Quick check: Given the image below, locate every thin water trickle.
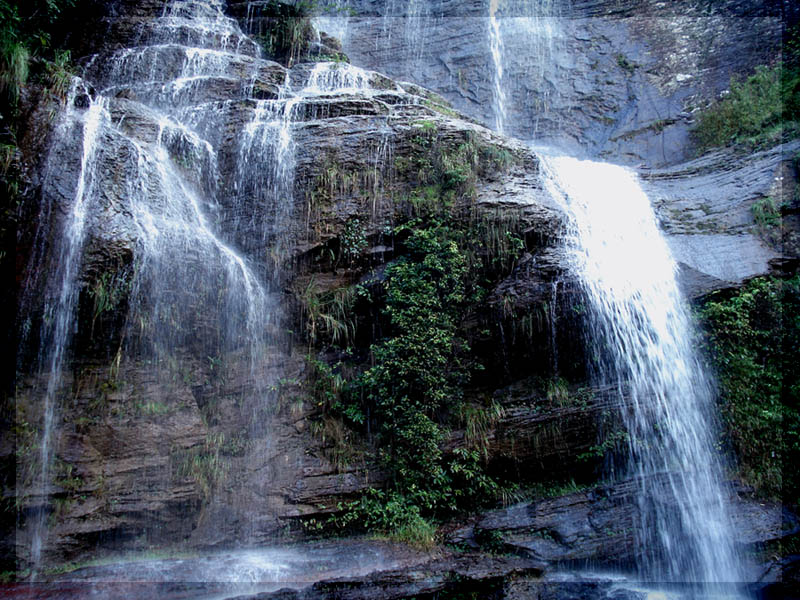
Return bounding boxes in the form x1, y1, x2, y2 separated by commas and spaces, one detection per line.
29, 87, 108, 571
539, 154, 743, 589
488, 0, 507, 135
487, 1, 562, 139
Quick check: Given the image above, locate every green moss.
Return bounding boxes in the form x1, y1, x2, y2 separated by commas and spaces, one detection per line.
424, 98, 461, 119
615, 53, 636, 74
751, 195, 785, 246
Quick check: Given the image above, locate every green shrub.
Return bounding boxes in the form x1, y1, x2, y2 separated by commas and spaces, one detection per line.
698, 276, 800, 503
692, 63, 800, 151
318, 489, 438, 548
347, 224, 468, 503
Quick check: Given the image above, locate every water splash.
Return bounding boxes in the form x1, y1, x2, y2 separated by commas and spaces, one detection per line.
539, 154, 743, 589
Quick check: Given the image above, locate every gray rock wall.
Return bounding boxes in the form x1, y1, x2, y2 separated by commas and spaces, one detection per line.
317, 0, 786, 167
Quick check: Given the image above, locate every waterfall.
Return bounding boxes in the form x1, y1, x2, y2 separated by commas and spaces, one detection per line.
480, 0, 745, 587
20, 0, 404, 567
540, 155, 743, 588
23, 0, 284, 567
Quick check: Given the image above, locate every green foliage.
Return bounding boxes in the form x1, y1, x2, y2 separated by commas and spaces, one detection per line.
457, 206, 528, 283
751, 195, 785, 246
424, 98, 460, 119
309, 415, 361, 472
474, 528, 506, 554
525, 478, 591, 500
299, 133, 532, 540
577, 430, 629, 463
698, 276, 800, 503
751, 196, 782, 228
458, 401, 504, 459
0, 0, 76, 109
314, 221, 502, 529
478, 144, 517, 175
0, 37, 29, 106
348, 224, 468, 500
339, 215, 367, 265
692, 62, 800, 151
172, 432, 234, 499
310, 489, 438, 548
296, 278, 360, 348
307, 355, 346, 411
248, 1, 313, 66
44, 48, 72, 100
397, 128, 479, 206
615, 53, 636, 74
88, 268, 130, 338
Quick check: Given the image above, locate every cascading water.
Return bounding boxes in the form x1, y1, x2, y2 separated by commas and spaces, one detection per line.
20, 0, 401, 572
21, 0, 278, 568
480, 0, 745, 589
540, 155, 743, 590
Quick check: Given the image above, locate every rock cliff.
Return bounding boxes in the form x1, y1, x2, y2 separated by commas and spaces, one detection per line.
3, 0, 798, 593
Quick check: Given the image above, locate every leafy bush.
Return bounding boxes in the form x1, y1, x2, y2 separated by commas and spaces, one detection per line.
698, 276, 800, 504
346, 223, 469, 506
313, 489, 438, 548
692, 62, 800, 151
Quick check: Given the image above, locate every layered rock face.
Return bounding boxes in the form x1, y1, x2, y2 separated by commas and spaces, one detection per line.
309, 0, 798, 294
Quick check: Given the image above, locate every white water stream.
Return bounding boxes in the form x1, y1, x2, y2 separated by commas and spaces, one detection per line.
29, 87, 108, 571
540, 155, 743, 589
21, 0, 749, 592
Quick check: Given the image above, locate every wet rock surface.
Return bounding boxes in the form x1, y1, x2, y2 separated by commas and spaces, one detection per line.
10, 0, 570, 568
643, 141, 800, 297
451, 479, 794, 572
